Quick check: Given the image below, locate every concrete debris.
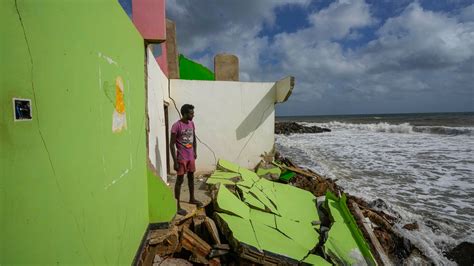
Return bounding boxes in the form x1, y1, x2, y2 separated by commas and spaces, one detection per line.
137, 155, 433, 266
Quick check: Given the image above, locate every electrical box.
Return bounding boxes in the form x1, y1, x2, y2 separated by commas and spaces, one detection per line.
13, 98, 32, 121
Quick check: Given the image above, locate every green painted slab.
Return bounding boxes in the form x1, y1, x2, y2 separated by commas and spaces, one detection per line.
241, 190, 267, 210
250, 209, 276, 228
325, 222, 366, 265
210, 170, 241, 180
216, 185, 250, 220
302, 254, 332, 266
271, 182, 319, 224
239, 168, 261, 183
236, 178, 254, 188
206, 177, 237, 186
249, 187, 279, 215
275, 216, 319, 251
252, 221, 308, 261
218, 159, 241, 173
216, 213, 260, 250
256, 167, 282, 177
325, 192, 376, 266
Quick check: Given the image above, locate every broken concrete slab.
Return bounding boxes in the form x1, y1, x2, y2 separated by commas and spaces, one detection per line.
275, 215, 319, 251
210, 159, 331, 264
325, 192, 376, 266
302, 254, 332, 266
216, 184, 250, 220
215, 212, 260, 249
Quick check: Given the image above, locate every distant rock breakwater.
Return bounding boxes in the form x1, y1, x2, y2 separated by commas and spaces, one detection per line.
275, 121, 331, 135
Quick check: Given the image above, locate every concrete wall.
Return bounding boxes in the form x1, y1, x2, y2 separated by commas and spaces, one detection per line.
214, 54, 239, 81
0, 0, 166, 263
147, 47, 168, 182
132, 0, 166, 42
169, 80, 276, 172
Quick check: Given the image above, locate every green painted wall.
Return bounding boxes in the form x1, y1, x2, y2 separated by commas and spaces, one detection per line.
179, 54, 215, 80
147, 169, 176, 223
0, 0, 153, 264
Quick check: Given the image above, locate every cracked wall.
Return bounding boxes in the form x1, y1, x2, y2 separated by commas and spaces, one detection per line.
0, 0, 150, 263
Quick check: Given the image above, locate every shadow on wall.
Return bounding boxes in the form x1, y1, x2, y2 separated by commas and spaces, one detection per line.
236, 88, 274, 140
154, 137, 163, 178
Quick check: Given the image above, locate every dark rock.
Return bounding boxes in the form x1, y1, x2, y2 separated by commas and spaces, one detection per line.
402, 222, 419, 231
445, 242, 474, 266
275, 122, 331, 135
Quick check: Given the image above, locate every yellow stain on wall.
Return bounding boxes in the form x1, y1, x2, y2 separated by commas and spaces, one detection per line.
112, 76, 127, 133
115, 76, 125, 113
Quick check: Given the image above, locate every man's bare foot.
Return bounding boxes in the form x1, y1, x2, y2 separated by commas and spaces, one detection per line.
190, 199, 203, 208
177, 208, 187, 216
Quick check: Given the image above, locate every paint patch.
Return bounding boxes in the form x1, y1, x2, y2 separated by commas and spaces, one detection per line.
112, 76, 127, 133
104, 168, 130, 190
98, 52, 118, 65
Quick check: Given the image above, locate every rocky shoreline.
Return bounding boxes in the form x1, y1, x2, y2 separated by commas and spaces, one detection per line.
275, 121, 331, 135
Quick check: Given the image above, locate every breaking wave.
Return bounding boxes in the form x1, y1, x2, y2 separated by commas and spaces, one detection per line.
308, 121, 474, 136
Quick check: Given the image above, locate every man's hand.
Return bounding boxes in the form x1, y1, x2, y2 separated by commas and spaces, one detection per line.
173, 161, 179, 171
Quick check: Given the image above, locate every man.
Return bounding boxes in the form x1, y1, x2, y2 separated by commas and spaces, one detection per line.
170, 104, 202, 215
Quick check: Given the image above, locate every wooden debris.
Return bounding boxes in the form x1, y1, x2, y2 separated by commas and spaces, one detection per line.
193, 208, 207, 235
362, 209, 394, 232
181, 227, 212, 262
205, 217, 221, 245
351, 201, 392, 266
213, 244, 230, 250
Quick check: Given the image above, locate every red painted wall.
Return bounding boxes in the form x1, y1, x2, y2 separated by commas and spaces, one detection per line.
132, 0, 166, 42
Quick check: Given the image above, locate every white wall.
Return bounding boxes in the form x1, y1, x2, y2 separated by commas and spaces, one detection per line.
147, 48, 168, 182
169, 79, 276, 172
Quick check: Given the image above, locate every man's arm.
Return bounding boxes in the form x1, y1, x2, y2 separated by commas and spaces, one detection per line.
170, 133, 179, 170
193, 132, 197, 159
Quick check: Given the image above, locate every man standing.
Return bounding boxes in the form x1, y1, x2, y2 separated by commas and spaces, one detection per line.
170, 104, 202, 215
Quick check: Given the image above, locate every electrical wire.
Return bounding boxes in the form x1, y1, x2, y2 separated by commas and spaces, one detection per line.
168, 96, 218, 166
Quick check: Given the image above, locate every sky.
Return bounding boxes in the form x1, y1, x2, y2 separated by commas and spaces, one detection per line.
166, 0, 474, 116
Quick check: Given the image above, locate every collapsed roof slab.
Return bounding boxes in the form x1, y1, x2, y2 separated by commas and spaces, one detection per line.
210, 160, 329, 264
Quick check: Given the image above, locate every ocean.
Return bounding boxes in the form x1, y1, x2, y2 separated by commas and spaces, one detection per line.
275, 112, 474, 265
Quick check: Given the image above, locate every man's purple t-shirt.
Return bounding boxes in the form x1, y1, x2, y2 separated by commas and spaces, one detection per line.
171, 120, 195, 161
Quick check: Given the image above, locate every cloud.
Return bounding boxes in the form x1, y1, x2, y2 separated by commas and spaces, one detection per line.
167, 0, 474, 115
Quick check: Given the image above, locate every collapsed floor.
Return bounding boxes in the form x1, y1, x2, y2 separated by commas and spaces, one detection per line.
136, 156, 430, 265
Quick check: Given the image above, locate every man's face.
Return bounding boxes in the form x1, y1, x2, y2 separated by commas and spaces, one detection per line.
185, 109, 194, 121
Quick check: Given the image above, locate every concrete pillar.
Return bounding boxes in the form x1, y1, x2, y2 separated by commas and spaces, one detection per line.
214, 54, 239, 81
166, 19, 180, 79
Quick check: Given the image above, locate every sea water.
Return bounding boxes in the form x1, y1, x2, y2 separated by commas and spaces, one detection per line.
276, 112, 474, 265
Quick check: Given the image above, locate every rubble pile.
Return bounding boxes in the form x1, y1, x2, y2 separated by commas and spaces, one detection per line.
137, 155, 435, 265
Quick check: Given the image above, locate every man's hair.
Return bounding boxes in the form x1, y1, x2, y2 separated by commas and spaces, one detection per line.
180, 104, 194, 116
